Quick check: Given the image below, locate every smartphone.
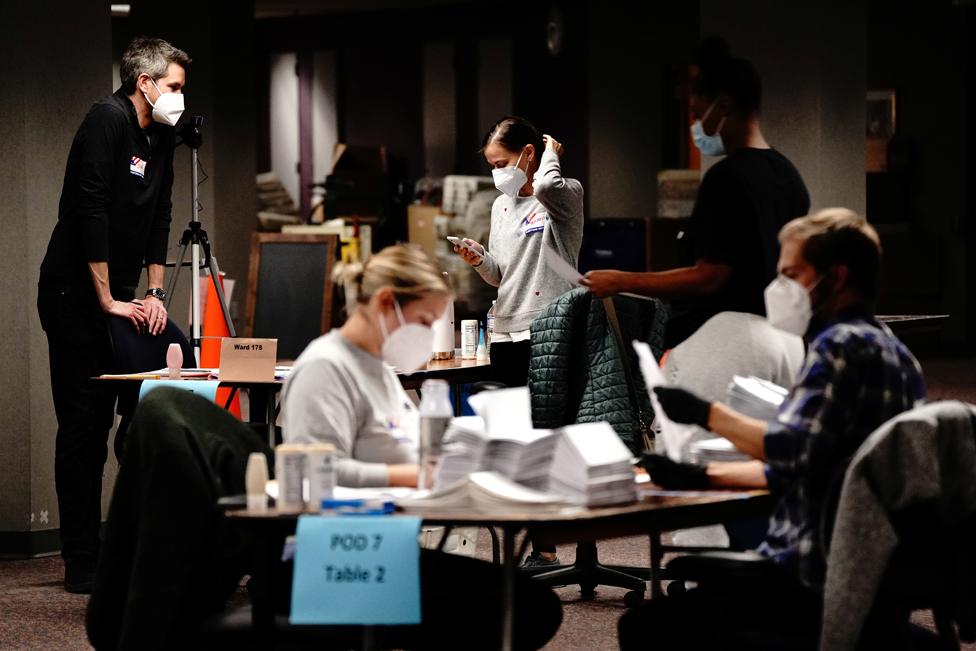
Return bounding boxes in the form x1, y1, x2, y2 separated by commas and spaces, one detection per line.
447, 236, 483, 258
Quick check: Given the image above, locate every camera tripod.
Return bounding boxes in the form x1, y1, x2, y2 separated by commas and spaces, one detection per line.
163, 116, 235, 365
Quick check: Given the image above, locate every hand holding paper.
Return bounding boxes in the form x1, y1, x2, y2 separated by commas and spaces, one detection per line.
542, 242, 652, 301
632, 341, 699, 461
653, 386, 712, 428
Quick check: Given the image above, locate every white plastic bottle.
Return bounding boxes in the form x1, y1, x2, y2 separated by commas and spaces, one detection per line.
431, 273, 455, 360
486, 300, 496, 359
245, 452, 269, 512
417, 379, 453, 490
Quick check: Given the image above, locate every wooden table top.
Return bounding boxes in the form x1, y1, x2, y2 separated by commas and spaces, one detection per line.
226, 489, 772, 539
397, 354, 492, 389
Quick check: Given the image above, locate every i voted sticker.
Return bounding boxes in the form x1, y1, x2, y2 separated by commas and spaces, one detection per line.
521, 211, 547, 236
129, 156, 147, 178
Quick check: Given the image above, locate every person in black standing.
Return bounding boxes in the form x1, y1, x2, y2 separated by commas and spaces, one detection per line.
582, 38, 810, 348
37, 37, 190, 593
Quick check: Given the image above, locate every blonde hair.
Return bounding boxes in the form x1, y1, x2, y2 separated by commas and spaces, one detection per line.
778, 208, 882, 300
334, 244, 451, 305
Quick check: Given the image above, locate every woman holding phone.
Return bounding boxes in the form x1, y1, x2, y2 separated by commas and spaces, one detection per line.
453, 115, 584, 389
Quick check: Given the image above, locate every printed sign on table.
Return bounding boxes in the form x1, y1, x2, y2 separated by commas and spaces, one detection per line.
290, 515, 422, 625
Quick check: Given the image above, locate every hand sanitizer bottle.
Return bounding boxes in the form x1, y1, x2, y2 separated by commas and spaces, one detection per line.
166, 343, 183, 380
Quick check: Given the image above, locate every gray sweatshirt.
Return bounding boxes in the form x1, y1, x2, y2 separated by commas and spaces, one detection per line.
475, 148, 584, 333
281, 330, 418, 487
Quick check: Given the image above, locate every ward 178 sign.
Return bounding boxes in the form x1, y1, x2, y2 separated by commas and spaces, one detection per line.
290, 516, 422, 625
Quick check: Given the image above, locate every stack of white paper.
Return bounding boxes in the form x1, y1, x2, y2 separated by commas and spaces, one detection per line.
481, 429, 561, 490
432, 386, 639, 508
434, 416, 561, 491
687, 437, 750, 464
547, 422, 638, 507
434, 416, 489, 489
399, 471, 574, 515
727, 375, 788, 421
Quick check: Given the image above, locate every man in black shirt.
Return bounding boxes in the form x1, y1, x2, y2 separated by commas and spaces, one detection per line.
583, 38, 809, 347
37, 37, 190, 593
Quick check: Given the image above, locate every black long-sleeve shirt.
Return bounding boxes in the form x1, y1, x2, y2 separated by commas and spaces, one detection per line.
40, 89, 175, 297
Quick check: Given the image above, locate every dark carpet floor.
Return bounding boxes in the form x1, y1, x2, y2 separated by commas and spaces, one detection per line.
2, 355, 974, 650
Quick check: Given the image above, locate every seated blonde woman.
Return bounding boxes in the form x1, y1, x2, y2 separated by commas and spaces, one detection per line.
282, 244, 448, 487
282, 244, 562, 649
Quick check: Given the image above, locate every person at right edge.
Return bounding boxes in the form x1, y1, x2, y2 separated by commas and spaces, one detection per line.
618, 208, 926, 648
582, 37, 810, 349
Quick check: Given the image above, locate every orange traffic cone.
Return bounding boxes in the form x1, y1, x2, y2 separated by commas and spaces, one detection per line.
200, 273, 241, 418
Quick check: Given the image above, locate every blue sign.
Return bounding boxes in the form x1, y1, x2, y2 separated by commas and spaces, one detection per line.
138, 379, 220, 403
290, 515, 422, 625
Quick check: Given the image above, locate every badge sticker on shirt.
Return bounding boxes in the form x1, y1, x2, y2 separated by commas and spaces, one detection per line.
129, 156, 147, 179
520, 211, 548, 236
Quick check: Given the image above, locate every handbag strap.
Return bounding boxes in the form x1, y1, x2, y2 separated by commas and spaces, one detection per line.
602, 297, 655, 451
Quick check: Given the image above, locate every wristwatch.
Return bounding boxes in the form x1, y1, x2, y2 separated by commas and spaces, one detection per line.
145, 287, 167, 301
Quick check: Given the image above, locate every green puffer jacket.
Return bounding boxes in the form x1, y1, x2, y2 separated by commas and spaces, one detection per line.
528, 288, 668, 454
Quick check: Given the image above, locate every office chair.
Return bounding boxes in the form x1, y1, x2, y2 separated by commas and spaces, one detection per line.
661, 401, 976, 650
526, 290, 667, 606
107, 315, 195, 461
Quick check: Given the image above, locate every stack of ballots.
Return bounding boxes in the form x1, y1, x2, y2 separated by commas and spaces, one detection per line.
434, 417, 559, 492
431, 387, 637, 508
689, 376, 790, 465
727, 375, 789, 420
547, 423, 638, 507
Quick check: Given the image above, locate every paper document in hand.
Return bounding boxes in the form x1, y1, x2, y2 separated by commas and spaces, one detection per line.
543, 242, 654, 301
632, 341, 698, 462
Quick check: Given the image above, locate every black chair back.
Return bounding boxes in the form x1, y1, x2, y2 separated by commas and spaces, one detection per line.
107, 316, 195, 373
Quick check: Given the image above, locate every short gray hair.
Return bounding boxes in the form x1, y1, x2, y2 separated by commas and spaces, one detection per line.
120, 37, 191, 94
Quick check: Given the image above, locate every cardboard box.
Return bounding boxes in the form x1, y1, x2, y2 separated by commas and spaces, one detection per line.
408, 204, 441, 257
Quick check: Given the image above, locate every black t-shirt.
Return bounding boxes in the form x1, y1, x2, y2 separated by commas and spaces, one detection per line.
40, 89, 175, 298
667, 148, 810, 347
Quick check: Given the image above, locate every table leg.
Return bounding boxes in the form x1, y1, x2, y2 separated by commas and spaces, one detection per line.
251, 529, 276, 644
452, 383, 463, 416
266, 387, 276, 449
361, 625, 377, 651
501, 526, 517, 651
649, 530, 663, 598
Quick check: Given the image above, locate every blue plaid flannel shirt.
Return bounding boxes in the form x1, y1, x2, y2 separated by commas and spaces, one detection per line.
756, 311, 926, 589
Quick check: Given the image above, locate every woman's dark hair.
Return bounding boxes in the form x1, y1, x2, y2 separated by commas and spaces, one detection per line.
481, 115, 545, 159
692, 36, 762, 116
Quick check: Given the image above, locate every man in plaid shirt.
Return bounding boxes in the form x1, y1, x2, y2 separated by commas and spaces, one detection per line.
620, 208, 926, 649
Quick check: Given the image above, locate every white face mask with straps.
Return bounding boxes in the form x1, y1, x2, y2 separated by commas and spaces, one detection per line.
376, 300, 434, 373
143, 76, 184, 127
764, 274, 824, 336
492, 148, 528, 198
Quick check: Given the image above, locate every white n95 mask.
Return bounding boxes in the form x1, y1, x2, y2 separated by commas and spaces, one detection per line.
492, 148, 528, 198
377, 300, 434, 373
764, 275, 821, 336
690, 100, 726, 157
144, 78, 185, 127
